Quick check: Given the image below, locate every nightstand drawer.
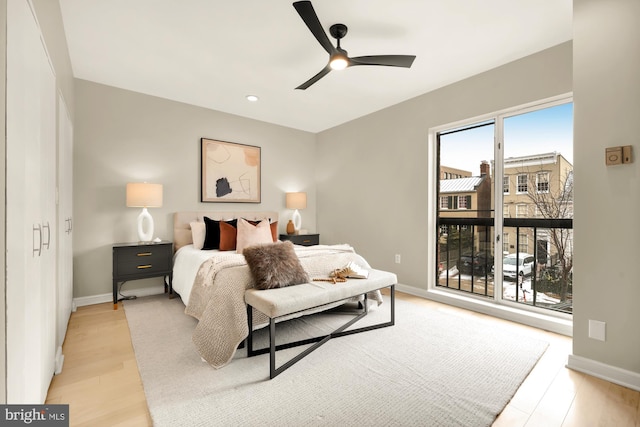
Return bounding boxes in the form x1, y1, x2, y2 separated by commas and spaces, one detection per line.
115, 246, 171, 275
113, 243, 173, 277
279, 234, 320, 246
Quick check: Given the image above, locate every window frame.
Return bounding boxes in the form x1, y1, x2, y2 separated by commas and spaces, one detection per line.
536, 172, 550, 193
428, 93, 574, 333
516, 174, 528, 194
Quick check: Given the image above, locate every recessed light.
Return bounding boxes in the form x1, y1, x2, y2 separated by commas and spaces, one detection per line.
246, 95, 259, 102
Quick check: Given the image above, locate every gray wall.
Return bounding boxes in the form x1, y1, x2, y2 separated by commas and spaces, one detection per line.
73, 80, 317, 298
572, 0, 640, 375
316, 42, 573, 284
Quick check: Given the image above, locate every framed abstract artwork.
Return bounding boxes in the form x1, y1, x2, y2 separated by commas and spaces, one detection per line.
201, 138, 261, 203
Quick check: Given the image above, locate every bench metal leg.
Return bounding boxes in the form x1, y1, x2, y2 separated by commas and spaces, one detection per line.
247, 285, 395, 379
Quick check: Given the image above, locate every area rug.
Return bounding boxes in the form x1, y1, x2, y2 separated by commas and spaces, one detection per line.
124, 294, 547, 427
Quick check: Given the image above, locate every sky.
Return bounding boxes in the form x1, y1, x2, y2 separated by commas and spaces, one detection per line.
440, 102, 573, 175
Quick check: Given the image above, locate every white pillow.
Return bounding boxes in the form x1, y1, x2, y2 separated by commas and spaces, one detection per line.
190, 221, 206, 250
236, 218, 273, 254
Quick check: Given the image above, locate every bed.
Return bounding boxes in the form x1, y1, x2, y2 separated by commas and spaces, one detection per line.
171, 211, 384, 368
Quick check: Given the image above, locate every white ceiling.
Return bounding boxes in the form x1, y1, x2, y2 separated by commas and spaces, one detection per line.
58, 0, 572, 133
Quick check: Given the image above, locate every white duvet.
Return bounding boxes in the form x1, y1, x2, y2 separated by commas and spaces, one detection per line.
172, 245, 243, 305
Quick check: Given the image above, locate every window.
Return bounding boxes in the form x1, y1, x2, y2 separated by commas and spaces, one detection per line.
439, 196, 449, 210
537, 172, 549, 193
435, 97, 574, 318
517, 174, 528, 193
516, 204, 528, 218
458, 195, 469, 209
518, 233, 529, 254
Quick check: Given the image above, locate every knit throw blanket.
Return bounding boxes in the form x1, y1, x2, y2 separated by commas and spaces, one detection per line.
184, 244, 382, 368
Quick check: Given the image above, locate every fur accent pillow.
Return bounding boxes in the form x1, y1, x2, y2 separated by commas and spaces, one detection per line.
243, 241, 309, 290
236, 218, 273, 254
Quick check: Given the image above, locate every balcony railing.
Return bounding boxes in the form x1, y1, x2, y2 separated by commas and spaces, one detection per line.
437, 217, 573, 314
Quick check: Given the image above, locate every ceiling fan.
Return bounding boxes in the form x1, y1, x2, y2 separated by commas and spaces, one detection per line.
292, 1, 416, 90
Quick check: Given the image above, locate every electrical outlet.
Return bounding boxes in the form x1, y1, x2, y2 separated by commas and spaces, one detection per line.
394, 254, 401, 264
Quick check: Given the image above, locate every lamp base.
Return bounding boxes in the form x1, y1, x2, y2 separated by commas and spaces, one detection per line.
292, 209, 302, 233
137, 207, 154, 242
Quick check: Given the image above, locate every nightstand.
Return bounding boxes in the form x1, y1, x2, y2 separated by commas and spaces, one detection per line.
112, 241, 173, 309
279, 233, 319, 246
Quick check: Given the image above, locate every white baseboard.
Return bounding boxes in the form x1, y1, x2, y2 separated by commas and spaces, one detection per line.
73, 287, 166, 308
567, 354, 640, 392
395, 284, 573, 337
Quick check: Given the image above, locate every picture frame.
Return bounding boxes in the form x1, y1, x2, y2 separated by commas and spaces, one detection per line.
201, 138, 261, 203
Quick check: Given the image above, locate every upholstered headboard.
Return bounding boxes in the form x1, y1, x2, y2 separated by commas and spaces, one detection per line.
173, 211, 279, 252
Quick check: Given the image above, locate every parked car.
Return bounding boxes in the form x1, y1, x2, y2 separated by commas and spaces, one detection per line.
457, 251, 494, 275
502, 253, 535, 280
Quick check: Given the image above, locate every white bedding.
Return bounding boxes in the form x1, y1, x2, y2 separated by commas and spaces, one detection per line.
172, 245, 244, 305
172, 243, 367, 306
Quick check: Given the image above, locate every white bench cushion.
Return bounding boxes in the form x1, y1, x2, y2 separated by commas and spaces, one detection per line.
245, 269, 397, 318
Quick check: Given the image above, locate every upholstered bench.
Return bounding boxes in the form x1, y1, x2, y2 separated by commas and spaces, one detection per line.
245, 269, 397, 379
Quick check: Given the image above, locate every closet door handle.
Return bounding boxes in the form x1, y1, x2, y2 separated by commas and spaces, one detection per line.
43, 222, 51, 250
33, 224, 42, 257
69, 218, 73, 233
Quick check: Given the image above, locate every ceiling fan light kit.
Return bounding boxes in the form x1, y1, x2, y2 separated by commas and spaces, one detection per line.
330, 51, 349, 70
292, 1, 416, 90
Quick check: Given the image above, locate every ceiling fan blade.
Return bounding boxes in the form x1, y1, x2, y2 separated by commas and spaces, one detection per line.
349, 55, 416, 68
295, 65, 332, 90
293, 1, 336, 55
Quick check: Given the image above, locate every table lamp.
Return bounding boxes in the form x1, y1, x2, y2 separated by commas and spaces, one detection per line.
126, 182, 163, 242
286, 192, 307, 235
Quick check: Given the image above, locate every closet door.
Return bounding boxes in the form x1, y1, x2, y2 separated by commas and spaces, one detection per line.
6, 0, 57, 403
56, 95, 74, 367
39, 44, 57, 399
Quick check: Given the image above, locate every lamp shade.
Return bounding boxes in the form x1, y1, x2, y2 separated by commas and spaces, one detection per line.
126, 183, 163, 208
286, 192, 307, 210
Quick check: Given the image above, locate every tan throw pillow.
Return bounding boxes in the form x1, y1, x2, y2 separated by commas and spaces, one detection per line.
190, 221, 206, 250
236, 218, 274, 254
246, 219, 279, 242
243, 241, 309, 290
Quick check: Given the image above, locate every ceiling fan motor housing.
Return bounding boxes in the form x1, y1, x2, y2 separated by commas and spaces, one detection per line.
329, 23, 348, 40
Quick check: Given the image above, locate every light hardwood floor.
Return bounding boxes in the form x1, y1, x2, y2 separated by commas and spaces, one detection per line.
46, 292, 639, 427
